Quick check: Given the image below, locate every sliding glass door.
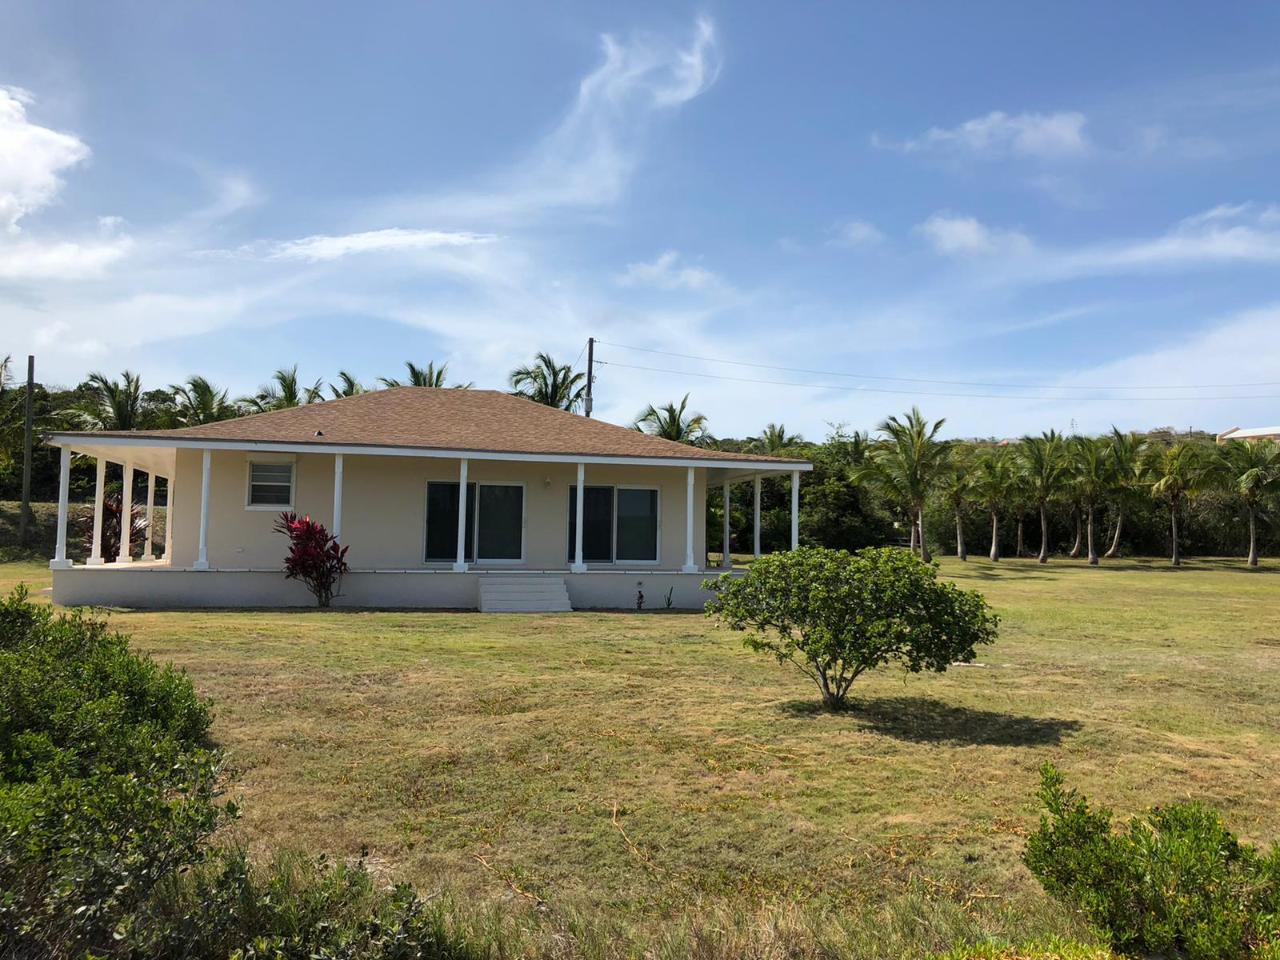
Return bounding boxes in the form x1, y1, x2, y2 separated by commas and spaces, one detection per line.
567, 485, 659, 564
567, 485, 614, 562
476, 484, 524, 560
427, 481, 524, 563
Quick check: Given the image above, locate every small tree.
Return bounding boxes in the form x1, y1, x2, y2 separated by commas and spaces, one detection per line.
75, 494, 148, 561
273, 512, 349, 607
704, 546, 998, 710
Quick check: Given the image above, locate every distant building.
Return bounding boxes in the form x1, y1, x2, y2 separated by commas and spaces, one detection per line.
1217, 426, 1280, 444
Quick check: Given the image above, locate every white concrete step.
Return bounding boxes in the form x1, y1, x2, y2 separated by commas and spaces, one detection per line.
477, 575, 572, 613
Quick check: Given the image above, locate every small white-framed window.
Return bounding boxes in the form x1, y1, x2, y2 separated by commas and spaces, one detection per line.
246, 461, 295, 509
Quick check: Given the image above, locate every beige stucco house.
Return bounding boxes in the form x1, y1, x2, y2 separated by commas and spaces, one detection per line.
46, 388, 811, 610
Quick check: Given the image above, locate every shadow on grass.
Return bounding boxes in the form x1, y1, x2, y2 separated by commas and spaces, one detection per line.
781, 695, 1082, 746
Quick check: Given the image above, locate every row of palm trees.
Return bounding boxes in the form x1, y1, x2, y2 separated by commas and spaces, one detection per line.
62, 354, 727, 445
859, 408, 1280, 567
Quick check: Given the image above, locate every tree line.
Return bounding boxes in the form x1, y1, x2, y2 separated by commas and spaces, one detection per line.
2, 354, 1276, 565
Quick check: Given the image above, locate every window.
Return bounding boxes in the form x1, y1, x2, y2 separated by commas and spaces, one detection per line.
476, 484, 524, 560
567, 485, 659, 563
247, 461, 294, 508
616, 488, 659, 562
426, 481, 525, 563
567, 486, 614, 563
426, 482, 476, 562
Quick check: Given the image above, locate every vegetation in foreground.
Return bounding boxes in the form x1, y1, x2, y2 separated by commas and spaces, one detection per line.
1026, 764, 1280, 959
7, 566, 1280, 957
4, 556, 1279, 956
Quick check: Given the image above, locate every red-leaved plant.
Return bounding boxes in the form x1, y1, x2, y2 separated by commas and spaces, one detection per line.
273, 512, 349, 607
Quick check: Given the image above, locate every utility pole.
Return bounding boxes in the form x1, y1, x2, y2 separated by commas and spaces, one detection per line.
584, 337, 595, 417
18, 355, 34, 545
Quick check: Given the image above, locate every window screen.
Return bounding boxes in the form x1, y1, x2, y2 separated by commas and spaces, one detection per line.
615, 488, 658, 561
426, 482, 476, 561
248, 462, 293, 506
477, 485, 523, 560
567, 486, 614, 562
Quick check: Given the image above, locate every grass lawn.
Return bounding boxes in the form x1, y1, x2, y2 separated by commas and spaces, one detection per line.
7, 557, 1280, 954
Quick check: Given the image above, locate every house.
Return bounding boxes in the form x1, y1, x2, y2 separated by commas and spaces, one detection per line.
46, 388, 812, 610
1216, 426, 1280, 444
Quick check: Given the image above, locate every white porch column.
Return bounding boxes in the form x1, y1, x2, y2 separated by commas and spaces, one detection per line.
752, 476, 762, 558
87, 458, 106, 565
332, 453, 344, 540
681, 466, 697, 573
721, 480, 732, 569
790, 470, 801, 550
453, 458, 469, 572
51, 447, 72, 569
570, 462, 586, 573
193, 449, 211, 570
162, 478, 174, 561
116, 463, 134, 563
144, 474, 156, 559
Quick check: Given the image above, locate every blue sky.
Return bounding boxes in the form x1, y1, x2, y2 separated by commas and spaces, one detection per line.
4, 2, 1280, 439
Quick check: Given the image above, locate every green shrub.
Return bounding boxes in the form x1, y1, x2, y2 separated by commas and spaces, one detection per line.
0, 587, 226, 957
0, 588, 478, 959
1024, 763, 1280, 959
704, 546, 998, 709
132, 847, 477, 960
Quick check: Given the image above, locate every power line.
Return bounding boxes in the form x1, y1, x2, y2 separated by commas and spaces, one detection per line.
593, 339, 1280, 393
596, 359, 1280, 403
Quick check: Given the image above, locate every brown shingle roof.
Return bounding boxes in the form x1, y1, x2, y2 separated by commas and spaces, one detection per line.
57, 389, 808, 465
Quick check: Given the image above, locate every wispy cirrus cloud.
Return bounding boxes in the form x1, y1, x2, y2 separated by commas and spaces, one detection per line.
379, 17, 720, 225
614, 250, 722, 291
1039, 203, 1280, 278
829, 219, 885, 247
917, 213, 1034, 257
915, 203, 1280, 275
874, 110, 1091, 160
265, 228, 498, 262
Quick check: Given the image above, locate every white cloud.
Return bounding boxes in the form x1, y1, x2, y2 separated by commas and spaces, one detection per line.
0, 236, 133, 280
0, 86, 90, 232
615, 250, 721, 290
876, 110, 1091, 159
1056, 203, 1280, 274
381, 18, 719, 224
265, 228, 498, 262
917, 213, 1034, 257
829, 219, 884, 247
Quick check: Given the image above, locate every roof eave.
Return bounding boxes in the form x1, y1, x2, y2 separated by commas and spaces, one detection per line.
44, 432, 812, 472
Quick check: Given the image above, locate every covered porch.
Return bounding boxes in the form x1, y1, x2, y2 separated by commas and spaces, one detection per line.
46, 437, 808, 610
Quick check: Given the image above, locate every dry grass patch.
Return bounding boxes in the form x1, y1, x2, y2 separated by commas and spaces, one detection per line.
7, 556, 1280, 953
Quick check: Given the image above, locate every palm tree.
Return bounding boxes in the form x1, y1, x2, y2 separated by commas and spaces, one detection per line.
1071, 435, 1114, 565
239, 365, 324, 413
1019, 430, 1071, 564
171, 376, 236, 426
1144, 440, 1218, 566
379, 360, 472, 389
971, 447, 1014, 561
633, 394, 709, 444
1219, 438, 1280, 567
329, 371, 366, 399
936, 445, 971, 561
754, 423, 804, 455
857, 407, 947, 562
1104, 429, 1144, 558
509, 352, 586, 411
72, 370, 144, 430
